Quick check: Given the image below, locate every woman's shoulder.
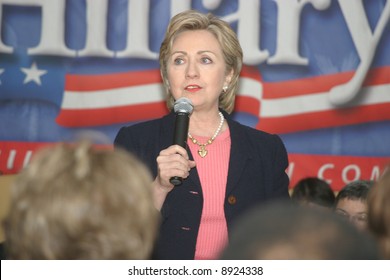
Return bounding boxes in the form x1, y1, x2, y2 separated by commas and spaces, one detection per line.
118, 113, 173, 133
228, 117, 277, 139
114, 114, 174, 149
227, 117, 286, 153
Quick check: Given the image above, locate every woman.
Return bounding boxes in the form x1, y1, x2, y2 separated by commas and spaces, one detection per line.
114, 10, 290, 260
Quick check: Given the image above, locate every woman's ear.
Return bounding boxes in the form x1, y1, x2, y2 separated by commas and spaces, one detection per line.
225, 68, 234, 85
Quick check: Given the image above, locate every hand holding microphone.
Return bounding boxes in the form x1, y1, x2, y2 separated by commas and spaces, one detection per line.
169, 97, 194, 185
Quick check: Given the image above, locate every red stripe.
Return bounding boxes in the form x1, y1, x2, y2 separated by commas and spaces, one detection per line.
240, 65, 262, 81
257, 103, 390, 134
65, 65, 261, 92
58, 96, 261, 128
64, 66, 389, 96
234, 66, 262, 116
56, 102, 169, 127
2, 142, 389, 189
65, 69, 162, 91
235, 96, 260, 115
288, 154, 390, 191
60, 65, 389, 130
0, 142, 47, 175
0, 141, 113, 175
263, 66, 390, 99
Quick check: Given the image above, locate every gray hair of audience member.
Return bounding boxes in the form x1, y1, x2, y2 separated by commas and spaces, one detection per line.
367, 167, 390, 259
4, 141, 159, 259
220, 201, 379, 260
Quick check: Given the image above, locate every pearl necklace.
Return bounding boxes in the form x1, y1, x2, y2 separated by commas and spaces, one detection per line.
188, 111, 224, 158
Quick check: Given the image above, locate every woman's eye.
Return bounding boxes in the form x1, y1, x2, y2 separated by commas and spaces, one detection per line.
173, 58, 184, 65
201, 57, 212, 64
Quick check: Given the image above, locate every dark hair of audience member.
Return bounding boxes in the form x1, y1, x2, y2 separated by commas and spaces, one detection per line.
291, 177, 335, 209
334, 180, 373, 205
333, 180, 374, 231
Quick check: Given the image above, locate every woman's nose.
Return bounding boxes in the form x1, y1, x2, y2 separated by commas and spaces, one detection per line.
186, 60, 199, 78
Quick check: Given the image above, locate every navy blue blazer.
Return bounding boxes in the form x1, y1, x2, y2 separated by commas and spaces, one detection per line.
114, 110, 290, 259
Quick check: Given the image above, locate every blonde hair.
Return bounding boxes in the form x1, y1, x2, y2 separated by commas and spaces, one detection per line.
368, 166, 390, 259
159, 10, 243, 113
4, 141, 158, 259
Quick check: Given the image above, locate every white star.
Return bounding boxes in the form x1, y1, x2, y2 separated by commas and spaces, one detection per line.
0, 68, 4, 85
21, 62, 47, 86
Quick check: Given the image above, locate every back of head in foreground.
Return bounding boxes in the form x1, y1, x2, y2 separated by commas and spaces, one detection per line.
4, 141, 158, 259
367, 167, 390, 259
220, 201, 379, 260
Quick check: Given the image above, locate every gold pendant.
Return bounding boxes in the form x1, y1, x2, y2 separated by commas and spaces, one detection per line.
198, 145, 208, 158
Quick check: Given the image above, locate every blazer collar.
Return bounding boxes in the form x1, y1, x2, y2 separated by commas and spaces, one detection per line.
224, 111, 253, 195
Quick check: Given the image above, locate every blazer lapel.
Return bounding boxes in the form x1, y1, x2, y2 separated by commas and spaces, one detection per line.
225, 115, 252, 195
185, 136, 203, 191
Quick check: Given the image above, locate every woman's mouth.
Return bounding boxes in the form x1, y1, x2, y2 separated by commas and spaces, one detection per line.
185, 85, 202, 92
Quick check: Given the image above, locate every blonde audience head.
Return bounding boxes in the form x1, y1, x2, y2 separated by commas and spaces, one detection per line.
4, 141, 158, 259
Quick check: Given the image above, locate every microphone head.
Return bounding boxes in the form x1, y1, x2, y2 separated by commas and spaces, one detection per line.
174, 97, 193, 114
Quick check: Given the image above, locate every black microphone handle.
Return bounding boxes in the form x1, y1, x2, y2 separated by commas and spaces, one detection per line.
170, 112, 190, 185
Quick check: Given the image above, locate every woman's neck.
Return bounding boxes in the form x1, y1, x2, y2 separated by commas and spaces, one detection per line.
188, 110, 226, 137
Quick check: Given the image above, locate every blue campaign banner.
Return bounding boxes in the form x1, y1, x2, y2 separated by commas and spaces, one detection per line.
0, 0, 389, 190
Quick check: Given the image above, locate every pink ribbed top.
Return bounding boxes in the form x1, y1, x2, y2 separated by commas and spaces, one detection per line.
188, 128, 231, 260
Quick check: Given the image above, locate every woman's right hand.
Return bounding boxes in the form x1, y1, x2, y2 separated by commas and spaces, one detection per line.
152, 145, 196, 210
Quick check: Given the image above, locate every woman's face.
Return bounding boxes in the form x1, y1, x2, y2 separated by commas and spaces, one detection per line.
334, 198, 368, 231
167, 30, 232, 111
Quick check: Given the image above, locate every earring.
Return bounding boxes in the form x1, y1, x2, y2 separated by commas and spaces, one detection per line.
222, 85, 228, 93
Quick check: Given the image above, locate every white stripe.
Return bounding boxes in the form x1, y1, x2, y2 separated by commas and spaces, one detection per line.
7, 150, 16, 170
61, 76, 389, 117
237, 77, 263, 100
61, 83, 165, 109
62, 77, 261, 110
260, 84, 390, 117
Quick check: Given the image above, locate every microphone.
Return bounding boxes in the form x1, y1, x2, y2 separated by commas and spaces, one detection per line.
170, 97, 193, 186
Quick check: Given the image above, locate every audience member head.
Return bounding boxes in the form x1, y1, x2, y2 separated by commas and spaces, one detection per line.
334, 180, 373, 231
159, 9, 243, 113
291, 177, 335, 209
4, 141, 158, 259
367, 167, 390, 259
220, 201, 379, 260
